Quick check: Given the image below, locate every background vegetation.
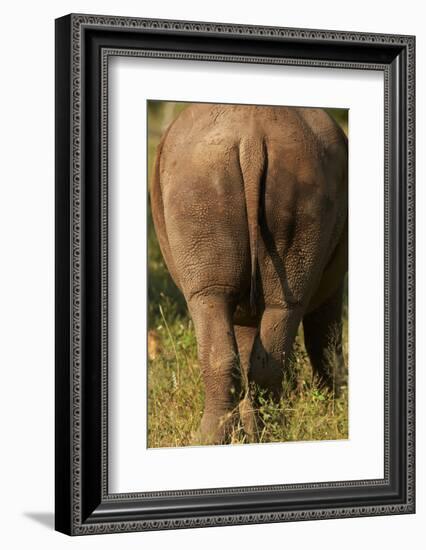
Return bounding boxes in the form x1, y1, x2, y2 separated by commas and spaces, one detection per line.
147, 101, 348, 448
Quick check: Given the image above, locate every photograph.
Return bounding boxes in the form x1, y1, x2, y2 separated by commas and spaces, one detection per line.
53, 11, 415, 536
147, 101, 349, 448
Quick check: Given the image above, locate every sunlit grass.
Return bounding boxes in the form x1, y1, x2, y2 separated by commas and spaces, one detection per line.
147, 302, 348, 448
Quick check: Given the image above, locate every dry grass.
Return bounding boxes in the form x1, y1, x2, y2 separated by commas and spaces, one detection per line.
147, 301, 348, 448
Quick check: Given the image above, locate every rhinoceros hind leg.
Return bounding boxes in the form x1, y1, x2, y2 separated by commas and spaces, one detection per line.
234, 325, 259, 442
244, 305, 304, 439
303, 282, 346, 397
189, 294, 241, 445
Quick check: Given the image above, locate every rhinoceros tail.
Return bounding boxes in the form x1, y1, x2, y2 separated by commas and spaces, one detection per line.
239, 136, 267, 313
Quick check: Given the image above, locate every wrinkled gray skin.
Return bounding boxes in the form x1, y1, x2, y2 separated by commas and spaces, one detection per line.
150, 104, 348, 445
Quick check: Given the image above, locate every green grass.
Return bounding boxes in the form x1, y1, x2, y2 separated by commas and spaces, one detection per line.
147, 100, 348, 448
147, 298, 348, 448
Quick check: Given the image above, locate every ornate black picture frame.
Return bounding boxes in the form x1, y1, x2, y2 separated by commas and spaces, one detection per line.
55, 13, 415, 535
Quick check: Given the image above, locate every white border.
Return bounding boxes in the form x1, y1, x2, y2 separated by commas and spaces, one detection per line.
108, 57, 384, 494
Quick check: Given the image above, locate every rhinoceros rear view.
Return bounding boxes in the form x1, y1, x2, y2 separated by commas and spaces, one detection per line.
150, 103, 348, 445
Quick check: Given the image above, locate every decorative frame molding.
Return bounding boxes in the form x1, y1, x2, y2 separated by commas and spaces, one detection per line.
55, 13, 415, 535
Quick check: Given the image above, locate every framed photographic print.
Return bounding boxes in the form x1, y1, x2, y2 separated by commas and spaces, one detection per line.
55, 14, 415, 535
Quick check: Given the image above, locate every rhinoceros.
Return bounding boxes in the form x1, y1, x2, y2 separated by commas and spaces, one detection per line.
150, 103, 348, 444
